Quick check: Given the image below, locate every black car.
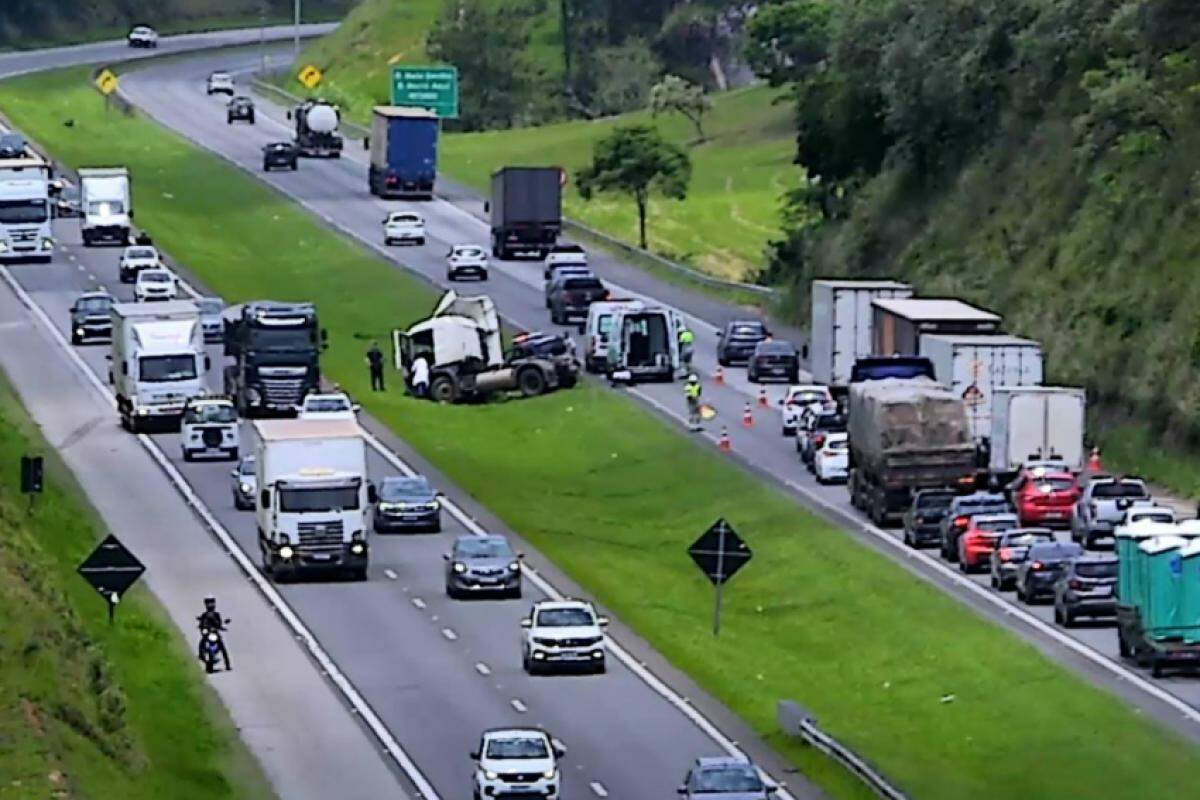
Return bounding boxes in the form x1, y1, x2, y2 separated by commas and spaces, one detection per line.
1016, 541, 1083, 604
989, 528, 1054, 590
228, 96, 256, 124
373, 475, 441, 533
547, 275, 607, 326
798, 409, 845, 468
939, 492, 1011, 562
508, 331, 579, 389
747, 340, 799, 383
1054, 554, 1118, 625
69, 291, 114, 344
262, 142, 298, 171
716, 320, 769, 367
902, 489, 956, 548
53, 185, 81, 218
444, 534, 523, 599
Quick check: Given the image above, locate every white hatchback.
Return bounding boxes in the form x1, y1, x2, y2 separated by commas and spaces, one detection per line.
814, 431, 849, 484
134, 268, 177, 302
383, 211, 425, 246
119, 244, 161, 283
471, 728, 564, 800
446, 244, 489, 281
781, 384, 833, 436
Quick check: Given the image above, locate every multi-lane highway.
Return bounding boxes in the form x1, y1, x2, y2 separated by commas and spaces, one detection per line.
105, 45, 1200, 738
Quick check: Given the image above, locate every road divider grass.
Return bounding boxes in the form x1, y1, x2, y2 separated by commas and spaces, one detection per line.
5, 65, 1200, 800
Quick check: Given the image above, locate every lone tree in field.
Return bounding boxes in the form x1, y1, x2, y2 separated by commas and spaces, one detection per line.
577, 125, 692, 250
649, 74, 712, 143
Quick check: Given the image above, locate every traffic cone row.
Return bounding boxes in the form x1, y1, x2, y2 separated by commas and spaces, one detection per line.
757, 386, 768, 408
742, 402, 754, 428
718, 426, 732, 452
714, 366, 725, 386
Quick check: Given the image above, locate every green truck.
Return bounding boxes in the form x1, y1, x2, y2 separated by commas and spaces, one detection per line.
1116, 522, 1200, 677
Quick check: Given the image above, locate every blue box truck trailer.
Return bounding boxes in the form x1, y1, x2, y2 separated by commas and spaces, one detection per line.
368, 106, 438, 200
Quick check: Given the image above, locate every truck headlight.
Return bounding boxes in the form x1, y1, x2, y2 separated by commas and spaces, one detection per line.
453, 562, 466, 574
278, 545, 294, 559
136, 407, 150, 415
41, 238, 54, 251
75, 327, 85, 338
247, 387, 261, 404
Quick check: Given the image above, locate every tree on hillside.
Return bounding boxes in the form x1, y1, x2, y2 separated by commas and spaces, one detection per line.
577, 125, 691, 250
649, 74, 711, 142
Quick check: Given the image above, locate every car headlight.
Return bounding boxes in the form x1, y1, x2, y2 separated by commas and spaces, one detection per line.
279, 545, 294, 559
247, 387, 261, 404
508, 561, 520, 572
453, 562, 466, 574
378, 502, 398, 512
239, 482, 251, 493
136, 407, 150, 415
543, 769, 556, 779
75, 327, 84, 338
484, 771, 498, 780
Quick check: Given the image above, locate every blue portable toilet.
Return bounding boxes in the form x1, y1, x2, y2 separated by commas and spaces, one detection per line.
1138, 536, 1186, 639
1178, 538, 1200, 644
1118, 522, 1176, 607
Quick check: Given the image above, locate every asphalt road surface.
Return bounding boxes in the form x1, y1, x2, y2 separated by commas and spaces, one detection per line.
104, 45, 1200, 739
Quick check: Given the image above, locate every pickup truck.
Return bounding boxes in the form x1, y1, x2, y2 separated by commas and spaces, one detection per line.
1071, 476, 1150, 549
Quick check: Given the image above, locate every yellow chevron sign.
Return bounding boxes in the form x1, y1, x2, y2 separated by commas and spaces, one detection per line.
95, 69, 119, 96
297, 64, 323, 90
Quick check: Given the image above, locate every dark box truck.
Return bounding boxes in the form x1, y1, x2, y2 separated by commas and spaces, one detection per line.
871, 298, 1002, 357
488, 167, 561, 259
368, 106, 438, 200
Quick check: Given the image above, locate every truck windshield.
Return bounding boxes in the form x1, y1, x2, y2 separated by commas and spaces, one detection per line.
0, 199, 48, 223
1093, 482, 1147, 498
247, 327, 315, 350
184, 404, 236, 424
87, 200, 124, 215
139, 355, 197, 382
279, 485, 360, 512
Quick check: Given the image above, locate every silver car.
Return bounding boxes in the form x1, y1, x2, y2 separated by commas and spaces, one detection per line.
196, 297, 225, 343
230, 455, 257, 510
444, 534, 522, 599
678, 756, 778, 799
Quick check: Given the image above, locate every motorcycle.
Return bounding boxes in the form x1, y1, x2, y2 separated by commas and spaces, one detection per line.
199, 620, 230, 673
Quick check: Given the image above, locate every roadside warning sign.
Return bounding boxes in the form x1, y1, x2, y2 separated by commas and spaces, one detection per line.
297, 64, 323, 90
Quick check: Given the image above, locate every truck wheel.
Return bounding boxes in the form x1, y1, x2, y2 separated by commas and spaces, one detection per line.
1152, 658, 1165, 678
1118, 629, 1131, 658
517, 367, 547, 398
430, 376, 457, 404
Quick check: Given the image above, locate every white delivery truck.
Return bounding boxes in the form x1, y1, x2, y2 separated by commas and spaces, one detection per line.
990, 386, 1086, 479
110, 301, 207, 432
253, 419, 373, 581
0, 152, 53, 262
919, 334, 1044, 444
809, 279, 913, 387
79, 167, 131, 246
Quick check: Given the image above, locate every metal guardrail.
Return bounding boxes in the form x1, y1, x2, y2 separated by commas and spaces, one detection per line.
250, 78, 778, 299
778, 700, 909, 800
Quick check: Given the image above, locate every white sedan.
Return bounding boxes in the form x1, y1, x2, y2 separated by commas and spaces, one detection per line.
298, 392, 358, 420
119, 244, 161, 283
814, 432, 849, 484
128, 25, 159, 48
781, 384, 833, 436
134, 268, 178, 302
383, 211, 425, 246
446, 244, 489, 281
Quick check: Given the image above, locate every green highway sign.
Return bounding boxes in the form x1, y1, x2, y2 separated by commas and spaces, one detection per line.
391, 66, 459, 119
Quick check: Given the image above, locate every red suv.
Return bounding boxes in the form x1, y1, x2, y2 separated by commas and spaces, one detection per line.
1011, 469, 1080, 528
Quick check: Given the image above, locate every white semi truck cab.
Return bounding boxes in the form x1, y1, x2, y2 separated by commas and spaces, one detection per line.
253, 419, 373, 581
79, 167, 132, 246
109, 301, 208, 432
0, 154, 53, 263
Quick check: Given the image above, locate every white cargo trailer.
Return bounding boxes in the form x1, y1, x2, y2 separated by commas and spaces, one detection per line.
990, 386, 1086, 476
79, 167, 131, 246
919, 334, 1043, 443
809, 279, 913, 387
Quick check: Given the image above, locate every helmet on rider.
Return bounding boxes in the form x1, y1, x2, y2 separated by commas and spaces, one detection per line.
203, 595, 217, 611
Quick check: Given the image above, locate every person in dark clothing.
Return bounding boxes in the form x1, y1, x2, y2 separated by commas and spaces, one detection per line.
197, 594, 231, 670
366, 342, 385, 391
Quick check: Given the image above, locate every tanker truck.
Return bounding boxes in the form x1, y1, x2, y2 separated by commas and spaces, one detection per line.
847, 377, 977, 526
289, 100, 343, 158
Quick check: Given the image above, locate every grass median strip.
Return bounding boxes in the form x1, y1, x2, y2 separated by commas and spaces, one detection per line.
5, 66, 1200, 800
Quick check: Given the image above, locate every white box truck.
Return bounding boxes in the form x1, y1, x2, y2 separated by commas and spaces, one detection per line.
810, 279, 913, 387
253, 419, 372, 581
919, 334, 1044, 444
0, 153, 53, 262
109, 301, 207, 432
990, 386, 1086, 478
79, 167, 131, 246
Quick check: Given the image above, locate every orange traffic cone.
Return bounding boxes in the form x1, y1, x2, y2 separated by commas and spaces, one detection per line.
757, 386, 768, 408
714, 366, 725, 386
718, 427, 732, 452
1088, 447, 1103, 473
742, 402, 754, 428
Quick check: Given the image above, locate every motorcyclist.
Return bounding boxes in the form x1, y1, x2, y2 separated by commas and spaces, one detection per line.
196, 595, 232, 670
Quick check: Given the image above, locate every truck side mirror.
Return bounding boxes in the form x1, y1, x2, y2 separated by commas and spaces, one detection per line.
260, 489, 270, 509
204, 355, 211, 371
367, 484, 378, 504
483, 202, 489, 213
363, 137, 370, 150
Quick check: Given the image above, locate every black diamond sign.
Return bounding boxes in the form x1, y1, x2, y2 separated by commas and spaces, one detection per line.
78, 534, 146, 601
688, 518, 752, 586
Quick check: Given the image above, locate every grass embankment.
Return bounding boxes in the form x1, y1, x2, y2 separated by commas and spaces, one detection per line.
0, 375, 269, 796
7, 65, 1200, 799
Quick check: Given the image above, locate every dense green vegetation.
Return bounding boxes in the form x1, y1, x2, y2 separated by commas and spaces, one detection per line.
0, 0, 353, 49
8, 64, 1200, 800
0, 376, 269, 797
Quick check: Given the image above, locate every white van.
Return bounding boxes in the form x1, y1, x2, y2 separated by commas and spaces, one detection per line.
583, 299, 642, 373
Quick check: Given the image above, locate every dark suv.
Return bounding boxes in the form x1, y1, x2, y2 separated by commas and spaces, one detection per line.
262, 141, 298, 171
1016, 541, 1083, 604
716, 320, 769, 366
902, 489, 956, 548
747, 340, 800, 383
227, 96, 256, 124
939, 492, 1011, 562
547, 275, 607, 326
1054, 555, 1117, 625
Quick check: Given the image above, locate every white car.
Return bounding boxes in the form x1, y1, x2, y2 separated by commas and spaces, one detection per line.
134, 268, 177, 302
298, 392, 358, 419
206, 71, 235, 96
471, 728, 564, 800
542, 245, 587, 280
382, 211, 425, 246
119, 244, 161, 283
521, 599, 608, 674
181, 397, 239, 461
446, 244, 489, 281
127, 25, 159, 48
814, 431, 849, 484
781, 384, 833, 436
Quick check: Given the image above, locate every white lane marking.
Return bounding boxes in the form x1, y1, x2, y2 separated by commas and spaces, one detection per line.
441, 627, 458, 642
475, 662, 491, 676
412, 597, 426, 610
510, 698, 527, 713
0, 265, 444, 800
384, 568, 398, 580
590, 781, 609, 798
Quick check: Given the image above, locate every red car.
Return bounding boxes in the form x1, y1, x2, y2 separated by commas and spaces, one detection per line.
1011, 469, 1081, 528
958, 513, 1020, 573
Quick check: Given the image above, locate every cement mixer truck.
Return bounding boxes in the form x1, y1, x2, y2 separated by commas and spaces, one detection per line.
290, 100, 343, 158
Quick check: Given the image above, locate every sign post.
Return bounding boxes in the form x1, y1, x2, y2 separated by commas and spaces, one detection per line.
688, 518, 753, 637
77, 534, 146, 625
390, 66, 460, 119
20, 454, 43, 512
